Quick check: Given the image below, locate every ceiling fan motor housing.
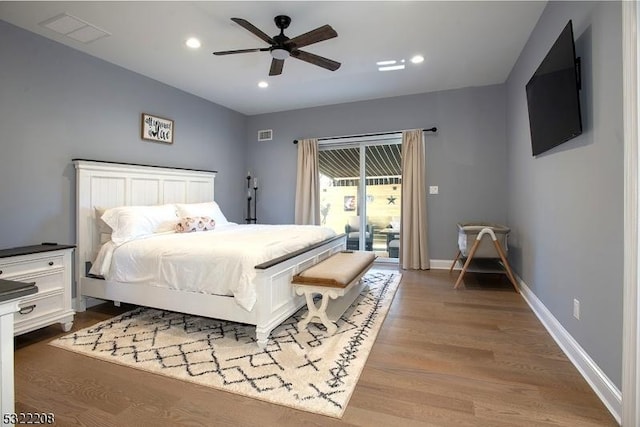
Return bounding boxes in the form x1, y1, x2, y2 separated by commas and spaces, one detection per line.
274, 15, 291, 30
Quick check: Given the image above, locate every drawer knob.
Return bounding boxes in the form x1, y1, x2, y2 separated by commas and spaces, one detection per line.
18, 304, 36, 315
48, 261, 54, 266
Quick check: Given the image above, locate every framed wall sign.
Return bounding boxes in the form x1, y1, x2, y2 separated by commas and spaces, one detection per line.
141, 113, 174, 144
344, 195, 356, 211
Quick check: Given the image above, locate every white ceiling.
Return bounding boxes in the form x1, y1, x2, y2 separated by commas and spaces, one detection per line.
0, 1, 546, 116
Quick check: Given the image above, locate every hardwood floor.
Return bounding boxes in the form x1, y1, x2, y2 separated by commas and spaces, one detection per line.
13, 269, 617, 426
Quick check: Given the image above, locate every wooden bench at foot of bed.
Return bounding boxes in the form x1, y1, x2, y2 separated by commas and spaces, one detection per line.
292, 251, 376, 335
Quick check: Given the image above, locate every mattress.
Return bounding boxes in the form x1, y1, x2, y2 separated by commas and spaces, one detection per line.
90, 223, 337, 311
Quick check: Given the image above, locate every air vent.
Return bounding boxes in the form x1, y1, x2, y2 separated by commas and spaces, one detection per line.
258, 129, 273, 141
39, 13, 111, 44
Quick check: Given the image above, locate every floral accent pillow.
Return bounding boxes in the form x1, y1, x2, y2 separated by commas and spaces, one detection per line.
175, 216, 216, 233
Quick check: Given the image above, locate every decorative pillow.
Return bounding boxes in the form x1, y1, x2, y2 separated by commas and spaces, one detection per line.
94, 207, 112, 234
101, 204, 177, 245
175, 216, 216, 233
175, 202, 230, 225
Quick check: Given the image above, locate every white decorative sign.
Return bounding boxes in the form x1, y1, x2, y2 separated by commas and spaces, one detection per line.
141, 113, 174, 144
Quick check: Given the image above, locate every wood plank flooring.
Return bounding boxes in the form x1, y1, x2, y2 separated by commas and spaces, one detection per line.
13, 269, 618, 426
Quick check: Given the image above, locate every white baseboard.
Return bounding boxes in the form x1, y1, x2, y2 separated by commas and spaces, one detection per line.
515, 275, 622, 424
429, 259, 459, 270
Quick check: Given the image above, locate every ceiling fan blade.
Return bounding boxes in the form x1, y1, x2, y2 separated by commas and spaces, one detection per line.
291, 50, 341, 71
285, 25, 337, 49
213, 47, 270, 56
269, 58, 284, 76
231, 18, 274, 44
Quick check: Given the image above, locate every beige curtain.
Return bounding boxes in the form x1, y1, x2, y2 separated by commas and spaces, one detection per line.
294, 138, 321, 225
400, 129, 430, 269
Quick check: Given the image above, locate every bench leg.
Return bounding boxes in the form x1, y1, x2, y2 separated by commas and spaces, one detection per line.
298, 291, 338, 335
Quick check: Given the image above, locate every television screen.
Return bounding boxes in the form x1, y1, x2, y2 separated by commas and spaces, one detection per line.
526, 20, 582, 156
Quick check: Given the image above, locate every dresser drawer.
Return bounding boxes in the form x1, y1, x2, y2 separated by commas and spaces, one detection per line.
27, 271, 65, 294
0, 255, 64, 279
14, 292, 64, 325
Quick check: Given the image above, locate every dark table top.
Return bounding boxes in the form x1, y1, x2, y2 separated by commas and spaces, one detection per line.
0, 279, 37, 303
0, 244, 75, 259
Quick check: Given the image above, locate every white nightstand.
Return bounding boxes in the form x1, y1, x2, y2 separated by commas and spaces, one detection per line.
0, 244, 75, 335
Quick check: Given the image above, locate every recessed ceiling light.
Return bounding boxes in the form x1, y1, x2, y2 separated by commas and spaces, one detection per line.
411, 55, 424, 64
185, 37, 201, 49
258, 81, 269, 88
378, 64, 405, 72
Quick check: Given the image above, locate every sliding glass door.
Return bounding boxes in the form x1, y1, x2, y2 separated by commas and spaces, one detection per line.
318, 137, 401, 261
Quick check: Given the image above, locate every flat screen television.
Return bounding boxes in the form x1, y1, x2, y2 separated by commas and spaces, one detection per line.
526, 20, 582, 156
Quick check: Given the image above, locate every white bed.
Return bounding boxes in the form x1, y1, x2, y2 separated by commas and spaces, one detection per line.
74, 159, 345, 347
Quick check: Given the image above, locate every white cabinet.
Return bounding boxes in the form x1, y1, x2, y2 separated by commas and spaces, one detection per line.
0, 280, 37, 417
0, 297, 21, 417
0, 245, 75, 334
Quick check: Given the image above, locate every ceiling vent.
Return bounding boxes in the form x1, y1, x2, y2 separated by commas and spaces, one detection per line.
39, 13, 111, 44
258, 129, 273, 142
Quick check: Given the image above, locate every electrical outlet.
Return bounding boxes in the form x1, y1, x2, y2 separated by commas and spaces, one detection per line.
573, 299, 580, 319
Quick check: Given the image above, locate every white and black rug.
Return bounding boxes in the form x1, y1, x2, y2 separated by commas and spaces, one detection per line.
51, 270, 400, 418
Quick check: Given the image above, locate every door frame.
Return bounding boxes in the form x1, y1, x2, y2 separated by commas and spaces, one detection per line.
623, 1, 639, 425
319, 134, 402, 257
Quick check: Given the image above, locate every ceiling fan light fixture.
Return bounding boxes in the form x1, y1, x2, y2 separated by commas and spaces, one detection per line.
270, 48, 289, 60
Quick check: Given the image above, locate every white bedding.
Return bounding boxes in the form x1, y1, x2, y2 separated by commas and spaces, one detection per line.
90, 224, 337, 311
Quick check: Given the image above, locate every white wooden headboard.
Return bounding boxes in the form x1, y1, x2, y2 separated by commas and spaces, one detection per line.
73, 159, 216, 279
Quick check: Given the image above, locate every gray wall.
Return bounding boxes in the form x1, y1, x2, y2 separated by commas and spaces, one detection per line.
0, 21, 248, 249
505, 1, 623, 387
246, 85, 508, 259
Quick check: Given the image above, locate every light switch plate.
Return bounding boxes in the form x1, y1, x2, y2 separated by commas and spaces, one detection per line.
429, 186, 439, 194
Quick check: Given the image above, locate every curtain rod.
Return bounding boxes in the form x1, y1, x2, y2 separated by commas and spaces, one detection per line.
292, 127, 437, 144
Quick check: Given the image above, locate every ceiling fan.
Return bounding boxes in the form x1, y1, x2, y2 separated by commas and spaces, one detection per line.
213, 15, 341, 76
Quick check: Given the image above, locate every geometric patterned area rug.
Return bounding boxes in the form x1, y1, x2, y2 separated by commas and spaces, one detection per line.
50, 270, 400, 418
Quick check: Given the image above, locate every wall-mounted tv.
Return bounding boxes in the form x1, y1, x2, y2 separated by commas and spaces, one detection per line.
526, 20, 582, 156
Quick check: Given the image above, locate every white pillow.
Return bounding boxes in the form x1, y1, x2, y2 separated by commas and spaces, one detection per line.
101, 204, 177, 245
175, 202, 230, 225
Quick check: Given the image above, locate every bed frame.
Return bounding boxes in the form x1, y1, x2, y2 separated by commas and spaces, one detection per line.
73, 159, 345, 347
